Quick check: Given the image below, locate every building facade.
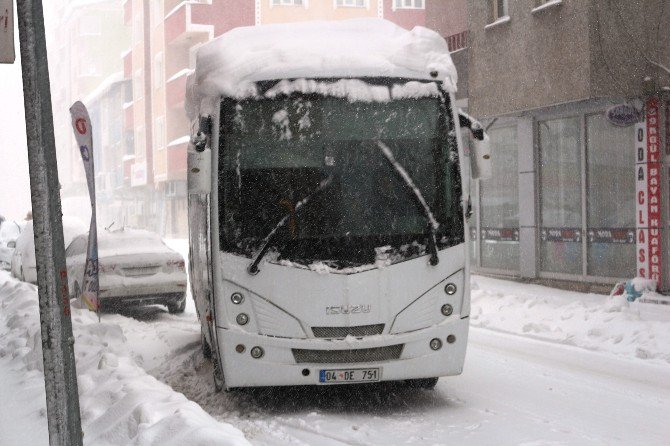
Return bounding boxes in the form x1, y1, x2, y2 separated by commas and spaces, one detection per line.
119, 0, 461, 237
467, 0, 670, 288
45, 0, 128, 223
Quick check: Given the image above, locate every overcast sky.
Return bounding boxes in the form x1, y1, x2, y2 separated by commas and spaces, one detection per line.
0, 31, 31, 223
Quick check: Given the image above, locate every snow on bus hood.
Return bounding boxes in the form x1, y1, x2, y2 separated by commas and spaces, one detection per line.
187, 18, 456, 118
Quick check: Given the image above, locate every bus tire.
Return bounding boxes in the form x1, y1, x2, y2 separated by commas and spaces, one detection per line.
406, 377, 438, 390
167, 295, 186, 314
211, 343, 225, 392
201, 327, 212, 359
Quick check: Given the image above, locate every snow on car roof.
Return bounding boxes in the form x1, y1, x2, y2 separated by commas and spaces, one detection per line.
97, 228, 173, 255
187, 18, 456, 118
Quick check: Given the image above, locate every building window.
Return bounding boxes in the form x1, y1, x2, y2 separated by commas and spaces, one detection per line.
154, 116, 166, 151
153, 53, 163, 88
490, 0, 508, 21
134, 69, 143, 100
335, 0, 367, 8
271, 0, 304, 5
585, 113, 635, 278
78, 59, 101, 77
393, 0, 424, 10
539, 116, 582, 275
79, 17, 101, 36
151, 0, 164, 27
479, 125, 519, 271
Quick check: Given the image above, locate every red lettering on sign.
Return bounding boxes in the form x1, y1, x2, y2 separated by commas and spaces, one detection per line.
75, 118, 87, 135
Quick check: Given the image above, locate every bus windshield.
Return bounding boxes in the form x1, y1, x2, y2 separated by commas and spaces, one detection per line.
218, 85, 463, 269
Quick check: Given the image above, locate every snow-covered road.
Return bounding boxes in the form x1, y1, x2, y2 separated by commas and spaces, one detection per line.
118, 307, 667, 446
1, 240, 669, 445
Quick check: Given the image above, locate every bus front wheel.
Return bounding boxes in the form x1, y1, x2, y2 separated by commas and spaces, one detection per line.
405, 377, 438, 390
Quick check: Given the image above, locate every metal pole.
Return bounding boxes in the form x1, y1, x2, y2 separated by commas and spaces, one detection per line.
16, 1, 83, 445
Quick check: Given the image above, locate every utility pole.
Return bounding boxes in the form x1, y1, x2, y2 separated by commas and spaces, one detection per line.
17, 1, 83, 445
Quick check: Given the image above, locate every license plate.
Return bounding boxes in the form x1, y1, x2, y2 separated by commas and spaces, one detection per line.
318, 368, 381, 384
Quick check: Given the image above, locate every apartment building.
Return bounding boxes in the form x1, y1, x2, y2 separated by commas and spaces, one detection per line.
120, 0, 463, 237
467, 0, 670, 289
46, 0, 128, 223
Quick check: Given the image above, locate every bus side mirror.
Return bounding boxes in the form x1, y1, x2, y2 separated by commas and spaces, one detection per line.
188, 116, 213, 194
470, 133, 492, 180
188, 146, 211, 194
458, 110, 492, 180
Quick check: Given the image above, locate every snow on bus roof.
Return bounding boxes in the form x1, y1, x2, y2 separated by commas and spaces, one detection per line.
187, 19, 456, 118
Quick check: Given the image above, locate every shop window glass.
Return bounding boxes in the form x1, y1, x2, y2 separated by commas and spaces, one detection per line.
540, 116, 582, 274
480, 126, 518, 270
586, 113, 635, 278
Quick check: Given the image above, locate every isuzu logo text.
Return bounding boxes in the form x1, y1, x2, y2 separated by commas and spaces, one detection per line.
326, 305, 371, 315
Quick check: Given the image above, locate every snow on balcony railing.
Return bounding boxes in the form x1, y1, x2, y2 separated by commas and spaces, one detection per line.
167, 68, 193, 83
168, 135, 190, 147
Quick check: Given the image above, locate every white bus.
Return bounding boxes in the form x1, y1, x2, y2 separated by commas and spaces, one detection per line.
186, 19, 491, 390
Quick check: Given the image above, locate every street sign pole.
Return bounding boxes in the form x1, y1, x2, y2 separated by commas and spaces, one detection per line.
16, 1, 83, 445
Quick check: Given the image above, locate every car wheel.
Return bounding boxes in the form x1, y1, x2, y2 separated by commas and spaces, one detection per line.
73, 280, 81, 299
167, 295, 186, 314
405, 378, 439, 390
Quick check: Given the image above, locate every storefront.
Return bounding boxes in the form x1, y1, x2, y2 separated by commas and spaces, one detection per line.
471, 96, 669, 287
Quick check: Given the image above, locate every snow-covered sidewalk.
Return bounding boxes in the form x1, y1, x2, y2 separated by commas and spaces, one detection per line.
471, 275, 670, 365
0, 271, 250, 446
0, 265, 668, 445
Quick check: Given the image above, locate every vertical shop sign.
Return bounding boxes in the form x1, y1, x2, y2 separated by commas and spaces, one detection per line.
635, 97, 662, 284
69, 101, 99, 314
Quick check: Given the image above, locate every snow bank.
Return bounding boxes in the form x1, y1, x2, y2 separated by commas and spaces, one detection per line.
187, 18, 456, 118
0, 271, 249, 446
471, 275, 670, 364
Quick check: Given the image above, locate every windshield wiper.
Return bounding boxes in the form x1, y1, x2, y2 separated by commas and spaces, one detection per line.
247, 175, 334, 275
377, 141, 440, 266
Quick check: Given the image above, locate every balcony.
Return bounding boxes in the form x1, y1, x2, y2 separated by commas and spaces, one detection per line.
124, 102, 134, 130
123, 49, 132, 78
123, 0, 131, 26
166, 69, 190, 110
446, 31, 468, 53
167, 137, 188, 181
165, 2, 212, 47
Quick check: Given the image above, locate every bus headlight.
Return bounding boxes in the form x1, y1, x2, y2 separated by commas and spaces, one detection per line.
444, 283, 457, 295
430, 338, 442, 350
236, 313, 249, 325
250, 346, 264, 359
441, 304, 453, 316
231, 292, 244, 304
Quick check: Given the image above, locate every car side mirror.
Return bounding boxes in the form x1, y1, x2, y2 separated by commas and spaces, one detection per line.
7, 240, 15, 249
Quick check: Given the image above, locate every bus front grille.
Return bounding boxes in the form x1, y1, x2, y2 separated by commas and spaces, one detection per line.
311, 324, 385, 339
292, 344, 403, 364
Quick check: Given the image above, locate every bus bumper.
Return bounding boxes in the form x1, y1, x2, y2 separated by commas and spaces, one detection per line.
216, 316, 469, 388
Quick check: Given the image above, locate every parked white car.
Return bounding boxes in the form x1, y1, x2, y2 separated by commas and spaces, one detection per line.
0, 220, 23, 270
65, 228, 187, 313
11, 217, 87, 283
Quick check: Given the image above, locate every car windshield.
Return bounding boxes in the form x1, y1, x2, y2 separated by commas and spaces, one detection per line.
218, 84, 463, 268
